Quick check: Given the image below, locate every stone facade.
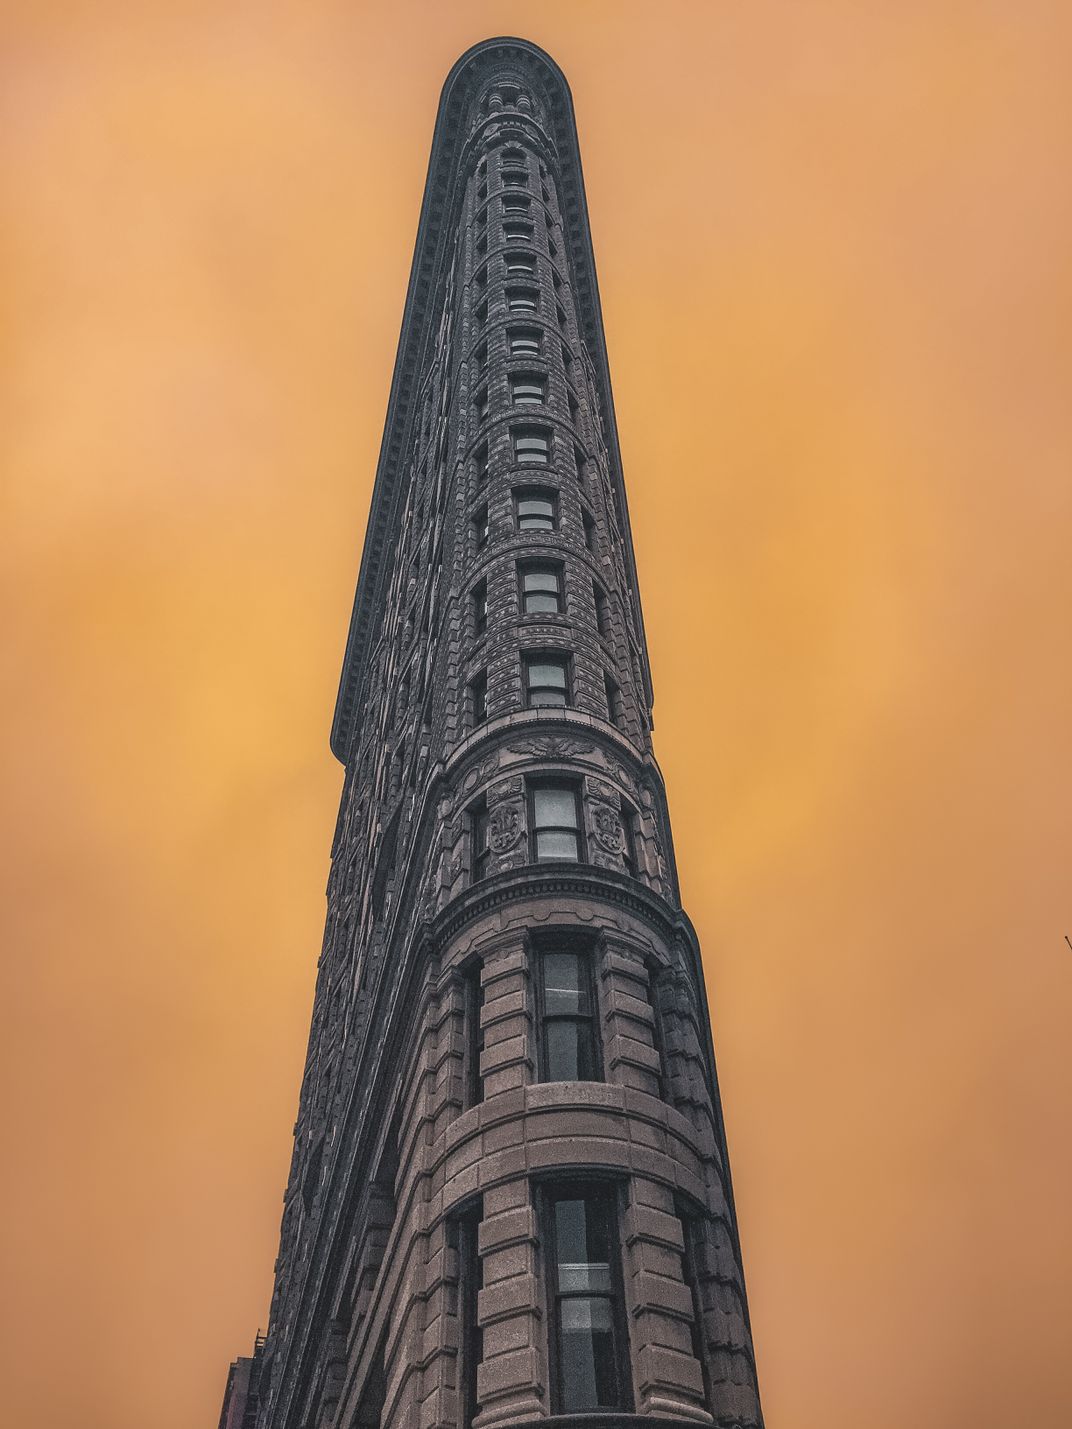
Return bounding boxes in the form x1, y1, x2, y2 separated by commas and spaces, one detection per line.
231, 37, 763, 1429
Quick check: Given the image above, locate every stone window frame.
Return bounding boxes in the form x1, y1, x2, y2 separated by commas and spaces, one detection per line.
518, 559, 564, 616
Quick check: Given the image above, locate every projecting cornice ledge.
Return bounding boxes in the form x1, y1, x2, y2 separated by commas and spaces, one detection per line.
428, 862, 697, 955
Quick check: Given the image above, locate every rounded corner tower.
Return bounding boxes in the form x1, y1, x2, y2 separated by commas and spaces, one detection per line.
244, 37, 764, 1429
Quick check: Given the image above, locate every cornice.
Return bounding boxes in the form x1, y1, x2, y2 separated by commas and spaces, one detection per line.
329, 37, 653, 763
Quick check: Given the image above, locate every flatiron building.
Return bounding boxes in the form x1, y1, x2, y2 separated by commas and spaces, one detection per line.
227, 36, 764, 1429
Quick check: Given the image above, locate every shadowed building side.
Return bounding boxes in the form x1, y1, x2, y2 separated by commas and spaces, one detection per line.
221, 37, 764, 1429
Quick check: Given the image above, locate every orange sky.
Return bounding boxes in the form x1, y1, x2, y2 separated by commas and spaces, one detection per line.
3, 4, 1071, 1427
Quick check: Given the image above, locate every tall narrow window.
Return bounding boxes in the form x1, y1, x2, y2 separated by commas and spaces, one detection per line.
621, 801, 639, 877
530, 782, 581, 860
504, 220, 534, 244
452, 1199, 484, 1428
581, 508, 596, 552
474, 386, 489, 423
470, 578, 488, 638
463, 962, 485, 1108
523, 653, 569, 708
471, 502, 489, 550
677, 1208, 712, 1404
469, 670, 488, 727
538, 943, 600, 1081
515, 489, 557, 532
519, 564, 562, 615
593, 582, 609, 636
470, 798, 490, 882
473, 441, 489, 485
544, 1184, 631, 1414
573, 442, 587, 483
604, 673, 624, 727
513, 425, 550, 465
502, 169, 529, 188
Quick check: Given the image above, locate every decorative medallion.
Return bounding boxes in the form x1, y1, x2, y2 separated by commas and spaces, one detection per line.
592, 803, 624, 854
488, 802, 523, 853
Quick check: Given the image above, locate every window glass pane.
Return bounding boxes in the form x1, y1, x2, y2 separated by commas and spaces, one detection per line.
526, 663, 565, 689
559, 1306, 616, 1411
534, 787, 577, 828
523, 571, 558, 593
535, 829, 579, 859
545, 1018, 581, 1080
531, 687, 567, 709
553, 1196, 612, 1286
544, 951, 583, 1014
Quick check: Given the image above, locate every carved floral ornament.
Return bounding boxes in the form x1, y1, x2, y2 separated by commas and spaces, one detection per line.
488, 802, 523, 853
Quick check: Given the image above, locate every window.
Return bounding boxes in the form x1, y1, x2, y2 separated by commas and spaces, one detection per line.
511, 373, 546, 406
502, 147, 525, 166
567, 389, 579, 423
452, 1200, 484, 1428
677, 1208, 712, 1403
605, 673, 624, 727
502, 192, 531, 214
561, 340, 573, 375
470, 579, 488, 638
477, 181, 488, 204
520, 563, 562, 615
470, 798, 490, 882
543, 1184, 631, 1414
530, 781, 581, 859
508, 327, 541, 358
556, 302, 568, 330
503, 220, 534, 243
515, 489, 557, 532
471, 502, 489, 549
524, 653, 569, 708
593, 582, 610, 636
502, 169, 528, 188
474, 386, 489, 423
474, 263, 488, 291
505, 251, 536, 277
475, 298, 488, 327
538, 943, 600, 1080
581, 508, 595, 551
551, 265, 562, 292
473, 441, 489, 485
621, 802, 639, 877
476, 202, 488, 230
474, 339, 488, 370
463, 964, 485, 1108
469, 670, 488, 726
573, 443, 587, 483
507, 287, 538, 314
513, 425, 550, 465
548, 234, 558, 260
475, 232, 487, 259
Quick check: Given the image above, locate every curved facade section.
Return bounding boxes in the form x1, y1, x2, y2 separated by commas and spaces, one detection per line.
236, 37, 763, 1429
